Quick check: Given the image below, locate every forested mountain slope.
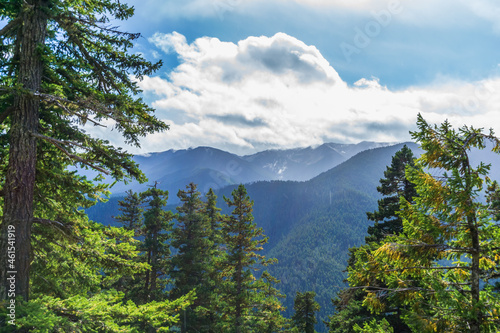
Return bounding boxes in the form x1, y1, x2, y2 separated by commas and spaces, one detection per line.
213, 142, 423, 330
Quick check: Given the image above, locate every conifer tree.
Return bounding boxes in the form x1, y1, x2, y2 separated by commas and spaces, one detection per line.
366, 144, 417, 243
0, 0, 167, 301
203, 187, 225, 331
221, 184, 277, 332
205, 188, 223, 245
171, 183, 214, 332
114, 189, 144, 236
351, 115, 500, 332
253, 271, 288, 332
292, 291, 320, 333
140, 184, 173, 303
110, 190, 145, 300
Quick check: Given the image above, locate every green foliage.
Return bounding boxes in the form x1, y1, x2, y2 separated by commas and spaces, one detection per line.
252, 270, 289, 332
292, 291, 320, 333
219, 184, 282, 332
366, 144, 417, 243
31, 218, 148, 299
16, 290, 194, 332
170, 183, 214, 332
352, 318, 394, 333
139, 185, 174, 303
350, 115, 500, 332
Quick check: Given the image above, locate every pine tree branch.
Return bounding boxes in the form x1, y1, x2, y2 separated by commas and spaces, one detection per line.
55, 16, 121, 93
385, 265, 469, 272
32, 218, 75, 239
396, 242, 475, 253
33, 92, 132, 125
0, 17, 22, 37
350, 285, 434, 293
31, 132, 110, 175
32, 132, 91, 151
1, 88, 107, 127
0, 107, 14, 124
32, 218, 65, 228
42, 96, 106, 128
58, 12, 140, 40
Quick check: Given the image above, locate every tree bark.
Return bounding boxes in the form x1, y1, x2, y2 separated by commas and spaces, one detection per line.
465, 158, 481, 333
0, 0, 47, 301
468, 213, 481, 333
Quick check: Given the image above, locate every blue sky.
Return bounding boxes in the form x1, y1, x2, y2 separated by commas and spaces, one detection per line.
93, 0, 500, 155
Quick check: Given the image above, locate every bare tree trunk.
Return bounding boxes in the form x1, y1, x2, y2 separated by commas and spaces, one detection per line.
0, 0, 47, 301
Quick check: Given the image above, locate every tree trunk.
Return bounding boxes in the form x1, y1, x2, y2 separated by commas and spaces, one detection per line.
469, 214, 481, 333
150, 231, 157, 301
465, 159, 481, 333
145, 248, 151, 301
0, 0, 47, 301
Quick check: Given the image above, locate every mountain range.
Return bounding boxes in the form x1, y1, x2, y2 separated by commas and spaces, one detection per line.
97, 141, 394, 200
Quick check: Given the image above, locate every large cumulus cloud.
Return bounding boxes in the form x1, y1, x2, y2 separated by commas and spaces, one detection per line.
124, 32, 499, 154
87, 32, 500, 155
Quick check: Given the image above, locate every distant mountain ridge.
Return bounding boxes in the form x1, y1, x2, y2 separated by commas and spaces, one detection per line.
105, 141, 395, 199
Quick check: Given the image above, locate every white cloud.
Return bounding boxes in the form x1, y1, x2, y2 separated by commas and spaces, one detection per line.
87, 32, 500, 155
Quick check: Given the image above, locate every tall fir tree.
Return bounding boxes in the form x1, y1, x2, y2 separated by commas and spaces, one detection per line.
140, 183, 173, 303
110, 190, 145, 301
114, 189, 144, 236
487, 180, 500, 221
366, 144, 417, 243
205, 188, 223, 246
0, 0, 167, 301
171, 183, 214, 333
221, 184, 278, 333
292, 291, 320, 333
203, 187, 225, 331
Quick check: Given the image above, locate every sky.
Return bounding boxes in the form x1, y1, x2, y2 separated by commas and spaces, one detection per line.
90, 0, 500, 155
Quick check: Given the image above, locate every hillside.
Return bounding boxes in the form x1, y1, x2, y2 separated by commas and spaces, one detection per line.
213, 142, 423, 329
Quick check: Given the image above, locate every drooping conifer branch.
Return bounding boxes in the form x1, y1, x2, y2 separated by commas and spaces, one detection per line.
0, 106, 15, 124
0, 17, 22, 37
31, 132, 110, 174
